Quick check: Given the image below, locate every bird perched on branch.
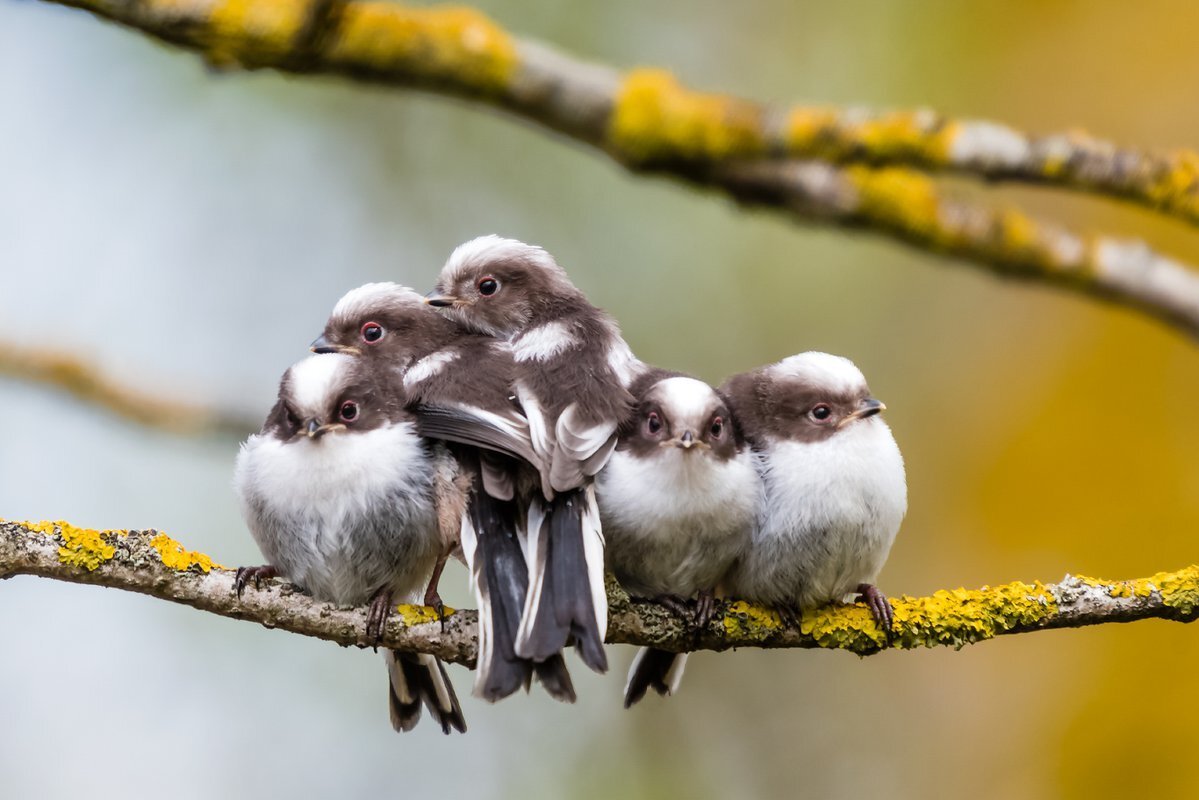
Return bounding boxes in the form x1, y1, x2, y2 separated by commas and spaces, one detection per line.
311, 283, 575, 704
721, 352, 907, 636
597, 370, 759, 707
424, 235, 646, 675
233, 353, 467, 734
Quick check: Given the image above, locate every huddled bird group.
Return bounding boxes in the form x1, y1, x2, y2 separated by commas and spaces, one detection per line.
232, 235, 908, 735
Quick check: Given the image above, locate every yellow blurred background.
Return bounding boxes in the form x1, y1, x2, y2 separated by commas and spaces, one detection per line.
1, 1, 1196, 797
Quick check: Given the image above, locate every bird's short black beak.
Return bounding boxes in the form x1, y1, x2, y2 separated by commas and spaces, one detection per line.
839, 397, 886, 429
306, 419, 321, 437
423, 290, 455, 308
680, 430, 695, 447
310, 333, 338, 354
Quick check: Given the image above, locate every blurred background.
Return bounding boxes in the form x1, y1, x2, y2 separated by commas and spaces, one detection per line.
2, 1, 1197, 797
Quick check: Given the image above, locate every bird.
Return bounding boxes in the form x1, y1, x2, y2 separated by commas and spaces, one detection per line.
720, 351, 907, 636
233, 352, 468, 734
596, 369, 760, 707
424, 235, 646, 675
310, 282, 576, 703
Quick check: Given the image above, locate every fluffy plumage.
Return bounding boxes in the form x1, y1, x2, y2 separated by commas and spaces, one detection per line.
314, 282, 575, 704
597, 371, 759, 707
722, 351, 907, 624
234, 353, 466, 734
427, 236, 646, 675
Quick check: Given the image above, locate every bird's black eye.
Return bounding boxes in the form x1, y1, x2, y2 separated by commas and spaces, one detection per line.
478, 277, 499, 296
810, 404, 833, 422
339, 401, 359, 422
360, 322, 384, 344
710, 416, 724, 439
646, 411, 663, 435
284, 407, 301, 432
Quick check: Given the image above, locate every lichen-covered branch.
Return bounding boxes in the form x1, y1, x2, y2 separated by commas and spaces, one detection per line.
35, 0, 1199, 341
3, 519, 1195, 664
0, 344, 257, 436
718, 161, 1199, 338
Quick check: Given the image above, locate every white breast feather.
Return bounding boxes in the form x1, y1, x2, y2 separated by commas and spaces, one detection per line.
234, 421, 436, 602
735, 418, 907, 606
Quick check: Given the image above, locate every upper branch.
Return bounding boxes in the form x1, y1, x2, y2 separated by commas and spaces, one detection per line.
3, 519, 1195, 664
37, 0, 1199, 341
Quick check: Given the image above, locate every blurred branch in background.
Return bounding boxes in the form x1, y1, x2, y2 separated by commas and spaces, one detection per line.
4, 519, 1196, 665
35, 0, 1199, 342
0, 343, 257, 436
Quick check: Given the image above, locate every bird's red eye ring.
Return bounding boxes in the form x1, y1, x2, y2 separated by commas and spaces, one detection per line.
339, 401, 360, 422
360, 322, 384, 344
710, 416, 724, 439
810, 404, 833, 421
646, 411, 663, 435
477, 277, 499, 296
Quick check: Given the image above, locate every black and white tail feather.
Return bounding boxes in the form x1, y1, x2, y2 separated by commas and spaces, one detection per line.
515, 486, 608, 672
623, 648, 689, 708
460, 482, 576, 702
384, 649, 467, 734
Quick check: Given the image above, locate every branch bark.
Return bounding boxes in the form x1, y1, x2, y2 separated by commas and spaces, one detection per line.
4, 519, 1195, 664
35, 0, 1199, 342
0, 344, 257, 437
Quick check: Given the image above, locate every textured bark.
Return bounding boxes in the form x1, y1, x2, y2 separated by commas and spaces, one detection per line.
30, 0, 1199, 341
4, 519, 1195, 664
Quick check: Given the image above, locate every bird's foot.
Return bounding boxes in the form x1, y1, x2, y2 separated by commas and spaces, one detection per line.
856, 583, 894, 645
234, 565, 278, 598
365, 587, 394, 649
775, 603, 802, 630
653, 594, 694, 620
694, 588, 717, 630
423, 586, 447, 632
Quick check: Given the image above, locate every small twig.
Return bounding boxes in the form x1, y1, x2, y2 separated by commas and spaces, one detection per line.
0, 344, 257, 436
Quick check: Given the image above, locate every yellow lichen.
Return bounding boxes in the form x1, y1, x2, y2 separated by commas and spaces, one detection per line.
847, 166, 945, 242
1149, 565, 1199, 616
609, 69, 766, 163
327, 3, 517, 93
1147, 151, 1199, 213
207, 0, 311, 59
889, 581, 1057, 650
802, 604, 888, 651
848, 110, 952, 164
783, 107, 838, 154
785, 108, 953, 164
150, 532, 223, 572
396, 604, 456, 626
25, 519, 120, 571
722, 600, 783, 642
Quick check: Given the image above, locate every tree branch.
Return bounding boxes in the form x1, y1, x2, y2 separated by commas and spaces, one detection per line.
0, 343, 257, 437
36, 0, 1199, 342
4, 519, 1195, 664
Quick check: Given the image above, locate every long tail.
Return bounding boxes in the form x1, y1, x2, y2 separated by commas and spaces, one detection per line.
465, 483, 576, 703
515, 487, 608, 673
384, 650, 467, 734
623, 648, 689, 708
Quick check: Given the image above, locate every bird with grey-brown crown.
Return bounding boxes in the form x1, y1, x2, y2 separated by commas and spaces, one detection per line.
311, 283, 576, 704
597, 367, 760, 707
425, 235, 647, 675
233, 353, 467, 734
721, 351, 907, 635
